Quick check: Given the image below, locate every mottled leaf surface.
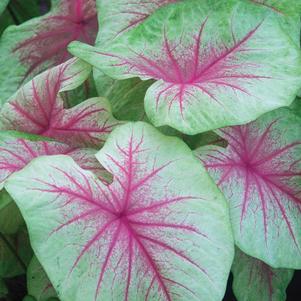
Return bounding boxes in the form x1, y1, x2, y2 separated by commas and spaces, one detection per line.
197, 108, 301, 268
96, 0, 178, 45
27, 256, 58, 301
0, 59, 119, 148
6, 122, 233, 301
247, 0, 301, 46
0, 0, 98, 104
70, 0, 301, 134
232, 248, 293, 301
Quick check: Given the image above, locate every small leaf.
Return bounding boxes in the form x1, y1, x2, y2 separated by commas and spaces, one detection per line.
197, 107, 301, 268
0, 189, 24, 234
70, 0, 301, 134
0, 0, 98, 103
0, 131, 110, 188
6, 122, 234, 301
27, 256, 58, 301
232, 248, 293, 301
0, 59, 120, 148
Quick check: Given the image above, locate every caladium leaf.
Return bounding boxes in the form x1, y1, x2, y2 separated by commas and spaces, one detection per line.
0, 131, 110, 189
197, 107, 301, 268
70, 0, 301, 134
231, 248, 293, 301
0, 59, 119, 148
27, 256, 58, 301
0, 228, 32, 278
96, 0, 178, 45
0, 0, 98, 104
95, 0, 299, 47
5, 122, 234, 301
0, 189, 24, 234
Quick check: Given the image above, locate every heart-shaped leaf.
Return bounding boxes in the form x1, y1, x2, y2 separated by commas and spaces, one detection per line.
0, 59, 119, 148
5, 122, 234, 301
70, 0, 301, 134
0, 0, 98, 104
0, 131, 109, 189
196, 107, 301, 268
231, 248, 293, 301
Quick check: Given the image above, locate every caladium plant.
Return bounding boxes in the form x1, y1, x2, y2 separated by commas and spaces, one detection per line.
197, 107, 301, 268
69, 0, 301, 134
0, 0, 301, 300
6, 122, 234, 301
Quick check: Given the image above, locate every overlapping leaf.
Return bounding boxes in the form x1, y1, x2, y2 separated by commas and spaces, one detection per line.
0, 59, 119, 148
5, 122, 234, 301
197, 108, 301, 268
0, 0, 98, 104
70, 0, 301, 134
231, 248, 293, 301
0, 132, 108, 189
